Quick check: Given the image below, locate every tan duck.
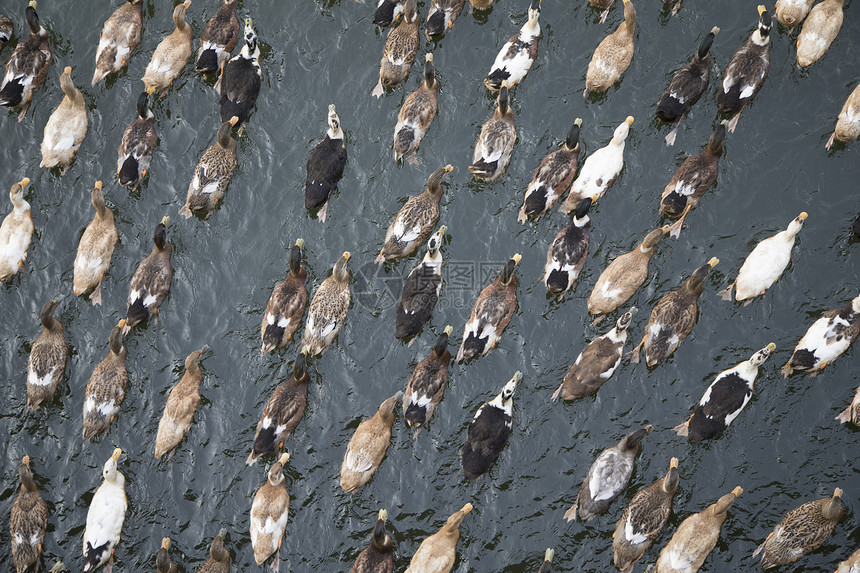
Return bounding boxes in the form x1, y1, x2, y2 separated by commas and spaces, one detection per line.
588, 226, 669, 324
0, 13, 12, 53
836, 547, 860, 572
73, 181, 118, 306
195, 0, 240, 73
142, 0, 192, 96
612, 457, 680, 573
0, 1, 51, 121
250, 452, 291, 569
126, 217, 173, 331
40, 66, 87, 173
827, 83, 860, 150
393, 53, 438, 163
403, 326, 453, 433
628, 257, 718, 366
0, 178, 33, 282
180, 116, 239, 219
10, 455, 49, 573
584, 0, 635, 97
836, 383, 860, 425
776, 0, 815, 27
302, 251, 351, 356
351, 509, 394, 573
83, 323, 128, 440
83, 448, 127, 572
157, 538, 178, 573
261, 239, 308, 354
656, 487, 742, 573
376, 165, 453, 264
552, 308, 636, 401
469, 82, 516, 181
247, 348, 310, 466
92, 0, 143, 85
196, 529, 230, 573
154, 346, 209, 458
117, 91, 157, 188
426, 0, 465, 38
796, 0, 844, 67
26, 299, 68, 409
518, 118, 582, 223
754, 488, 843, 569
340, 391, 403, 493
373, 0, 420, 97
456, 254, 521, 361
405, 503, 472, 573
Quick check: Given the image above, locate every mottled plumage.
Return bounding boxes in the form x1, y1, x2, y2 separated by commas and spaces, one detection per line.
0, 178, 33, 282
561, 117, 633, 211
218, 18, 261, 126
796, 0, 844, 68
403, 327, 452, 432
462, 372, 520, 479
395, 228, 447, 342
126, 217, 173, 330
404, 504, 472, 573
717, 6, 771, 131
518, 118, 582, 223
181, 117, 239, 219
250, 453, 291, 567
544, 198, 592, 298
584, 0, 635, 95
142, 1, 192, 95
302, 252, 351, 356
154, 346, 209, 458
394, 53, 438, 162
92, 0, 142, 85
781, 295, 860, 377
26, 300, 68, 409
196, 531, 230, 573
827, 83, 860, 150
341, 392, 402, 493
40, 66, 87, 173
351, 510, 394, 573
10, 456, 48, 573
373, 0, 419, 96
469, 84, 516, 181
836, 546, 860, 572
73, 181, 118, 306
0, 3, 51, 120
117, 91, 156, 188
83, 325, 128, 440
425, 0, 465, 38
484, 0, 540, 91
196, 0, 239, 73
261, 239, 308, 354
83, 449, 127, 572
836, 383, 860, 426
305, 105, 347, 222
0, 13, 12, 53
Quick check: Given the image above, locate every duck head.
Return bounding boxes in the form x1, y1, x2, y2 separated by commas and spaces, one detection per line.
434, 325, 453, 356
267, 452, 290, 486
426, 226, 447, 257
615, 307, 638, 332
499, 253, 522, 285
443, 503, 473, 534
289, 238, 305, 277
697, 26, 720, 60
749, 343, 776, 367
153, 216, 170, 250
371, 509, 394, 553
712, 486, 743, 516
662, 457, 680, 494
327, 104, 343, 140
622, 424, 653, 451
103, 448, 123, 482
332, 251, 351, 283
565, 118, 582, 150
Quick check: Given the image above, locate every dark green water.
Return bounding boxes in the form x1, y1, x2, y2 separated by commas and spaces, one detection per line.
1, 0, 859, 571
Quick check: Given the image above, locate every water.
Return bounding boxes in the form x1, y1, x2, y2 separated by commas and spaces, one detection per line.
1, 0, 859, 571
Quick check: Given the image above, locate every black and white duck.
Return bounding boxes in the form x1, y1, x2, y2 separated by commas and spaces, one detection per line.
544, 197, 594, 298
395, 227, 447, 343
462, 371, 521, 479
117, 91, 156, 189
0, 1, 51, 121
426, 0, 465, 38
402, 326, 453, 433
83, 448, 127, 572
305, 105, 347, 223
218, 17, 261, 127
351, 510, 394, 573
126, 217, 173, 331
374, 0, 404, 27
484, 0, 541, 91
261, 239, 308, 355
781, 295, 860, 377
518, 118, 582, 223
196, 0, 239, 74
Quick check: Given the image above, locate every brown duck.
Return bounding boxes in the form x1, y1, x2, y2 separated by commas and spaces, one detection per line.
196, 529, 230, 573
261, 239, 308, 354
154, 346, 209, 458
83, 323, 129, 440
340, 391, 403, 493
26, 299, 68, 409
373, 0, 419, 97
351, 509, 394, 573
10, 455, 49, 573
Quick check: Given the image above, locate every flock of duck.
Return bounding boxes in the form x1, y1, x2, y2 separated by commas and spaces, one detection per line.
1, 0, 859, 571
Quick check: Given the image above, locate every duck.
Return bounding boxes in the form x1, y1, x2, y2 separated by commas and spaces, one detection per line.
126, 217, 173, 331
341, 391, 403, 493
180, 116, 239, 219
719, 212, 807, 304
552, 308, 637, 401
564, 426, 652, 522
395, 228, 448, 343
462, 371, 521, 479
781, 295, 860, 377
584, 0, 635, 97
154, 345, 209, 458
404, 504, 472, 573
141, 0, 192, 96
196, 0, 239, 74
92, 0, 143, 85
657, 27, 720, 146
753, 488, 843, 569
796, 0, 844, 67
674, 343, 775, 442
588, 227, 670, 324
10, 455, 49, 573
836, 547, 860, 572
836, 383, 860, 425
628, 257, 719, 366
250, 452, 291, 570
716, 5, 772, 132
403, 326, 453, 433
26, 299, 68, 409
775, 0, 815, 27
83, 323, 129, 440
374, 0, 405, 26
612, 457, 680, 573
351, 510, 394, 573
457, 255, 521, 361
426, 0, 465, 38
157, 538, 177, 573
83, 448, 127, 573
40, 66, 87, 174
0, 13, 12, 53
484, 0, 541, 91
305, 104, 347, 223
117, 91, 157, 189
393, 53, 438, 163
539, 548, 554, 572
376, 165, 453, 264
372, 0, 419, 97
247, 348, 310, 466
218, 18, 261, 127
826, 83, 860, 150
544, 197, 594, 298
261, 239, 308, 354
0, 178, 33, 282
197, 530, 230, 573
518, 118, 582, 223
655, 487, 743, 573
0, 1, 51, 121
74, 181, 118, 306
469, 82, 516, 181
660, 123, 726, 238
302, 251, 351, 356
560, 116, 633, 212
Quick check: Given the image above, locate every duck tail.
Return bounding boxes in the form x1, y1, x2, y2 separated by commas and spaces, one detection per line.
0, 79, 24, 107
127, 298, 149, 327
118, 156, 140, 186
196, 48, 218, 73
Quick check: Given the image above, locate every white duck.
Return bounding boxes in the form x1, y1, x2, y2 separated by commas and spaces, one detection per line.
484, 0, 541, 91
719, 212, 807, 304
40, 66, 87, 174
83, 448, 127, 573
560, 116, 633, 213
0, 178, 33, 282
